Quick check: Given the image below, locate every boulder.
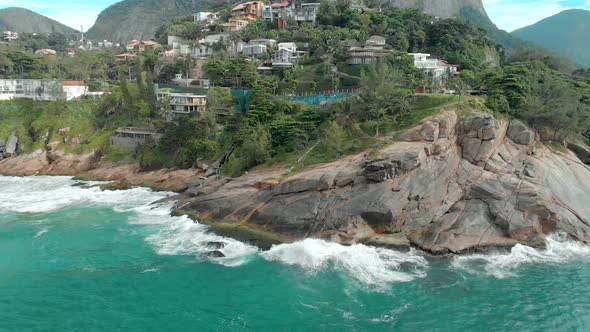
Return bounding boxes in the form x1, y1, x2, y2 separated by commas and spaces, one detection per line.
567, 143, 590, 164
364, 160, 395, 182
4, 135, 18, 157
381, 143, 427, 174
207, 250, 225, 258
461, 137, 482, 163
507, 120, 535, 145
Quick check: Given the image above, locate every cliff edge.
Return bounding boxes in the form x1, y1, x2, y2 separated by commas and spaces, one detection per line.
179, 110, 590, 253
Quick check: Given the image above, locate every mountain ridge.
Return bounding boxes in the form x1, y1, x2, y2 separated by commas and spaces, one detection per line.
86, 0, 222, 42
512, 9, 590, 67
87, 0, 491, 42
0, 7, 78, 36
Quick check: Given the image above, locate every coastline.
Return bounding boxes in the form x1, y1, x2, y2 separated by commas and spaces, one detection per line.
3, 110, 590, 255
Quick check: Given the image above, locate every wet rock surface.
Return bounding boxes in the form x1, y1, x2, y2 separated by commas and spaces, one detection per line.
180, 111, 590, 254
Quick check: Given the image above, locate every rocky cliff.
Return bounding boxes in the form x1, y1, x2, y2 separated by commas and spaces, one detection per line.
388, 0, 488, 19
2, 110, 589, 254
179, 111, 590, 253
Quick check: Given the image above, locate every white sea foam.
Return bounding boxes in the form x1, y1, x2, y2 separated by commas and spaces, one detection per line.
0, 175, 170, 214
33, 228, 49, 239
133, 203, 258, 266
0, 175, 257, 266
262, 239, 428, 289
451, 233, 590, 278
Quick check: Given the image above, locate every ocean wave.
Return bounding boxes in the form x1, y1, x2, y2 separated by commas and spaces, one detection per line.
0, 175, 257, 266
0, 175, 171, 214
451, 233, 590, 278
262, 239, 428, 290
130, 202, 258, 266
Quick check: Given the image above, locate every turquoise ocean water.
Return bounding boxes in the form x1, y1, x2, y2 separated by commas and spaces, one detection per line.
1, 175, 589, 331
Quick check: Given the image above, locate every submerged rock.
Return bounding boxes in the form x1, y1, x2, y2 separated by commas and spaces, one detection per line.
206, 242, 226, 250
207, 250, 225, 258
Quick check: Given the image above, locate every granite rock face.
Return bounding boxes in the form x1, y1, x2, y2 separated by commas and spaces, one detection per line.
182, 111, 590, 253
388, 0, 489, 19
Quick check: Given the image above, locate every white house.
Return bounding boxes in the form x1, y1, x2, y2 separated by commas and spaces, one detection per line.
242, 39, 276, 58
410, 53, 459, 88
3, 31, 18, 41
271, 42, 304, 68
62, 81, 88, 100
0, 79, 90, 101
0, 79, 63, 101
194, 12, 214, 23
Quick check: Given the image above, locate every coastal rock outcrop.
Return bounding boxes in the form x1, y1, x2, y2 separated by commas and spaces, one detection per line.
180, 111, 590, 253
0, 144, 204, 192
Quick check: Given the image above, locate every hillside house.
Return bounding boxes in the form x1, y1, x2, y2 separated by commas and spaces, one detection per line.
347, 36, 391, 65
62, 81, 88, 100
0, 79, 90, 101
263, 0, 291, 24
35, 49, 58, 58
126, 40, 161, 53
110, 127, 162, 153
292, 3, 320, 24
157, 91, 208, 120
231, 1, 265, 21
242, 39, 276, 58
0, 79, 63, 101
3, 31, 18, 41
115, 53, 137, 61
171, 74, 211, 89
263, 1, 319, 26
194, 12, 217, 23
271, 42, 304, 68
223, 18, 250, 32
410, 53, 459, 88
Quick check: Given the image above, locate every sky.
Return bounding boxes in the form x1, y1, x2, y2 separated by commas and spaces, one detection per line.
0, 0, 590, 32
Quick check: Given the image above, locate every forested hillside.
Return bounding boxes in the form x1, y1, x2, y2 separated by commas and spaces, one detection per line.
513, 9, 590, 67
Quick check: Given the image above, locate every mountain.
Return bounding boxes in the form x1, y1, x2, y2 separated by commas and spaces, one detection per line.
458, 6, 531, 54
512, 9, 590, 67
87, 0, 225, 42
0, 7, 78, 36
388, 0, 488, 19
381, 1, 528, 53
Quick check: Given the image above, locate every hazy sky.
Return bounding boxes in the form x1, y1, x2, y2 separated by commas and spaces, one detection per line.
1, 0, 589, 32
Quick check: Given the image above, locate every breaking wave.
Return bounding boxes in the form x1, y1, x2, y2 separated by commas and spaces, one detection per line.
3, 176, 590, 286
0, 175, 169, 214
262, 239, 428, 290
451, 233, 590, 278
0, 175, 257, 265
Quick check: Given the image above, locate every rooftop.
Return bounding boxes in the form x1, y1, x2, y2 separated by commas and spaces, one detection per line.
116, 127, 159, 134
